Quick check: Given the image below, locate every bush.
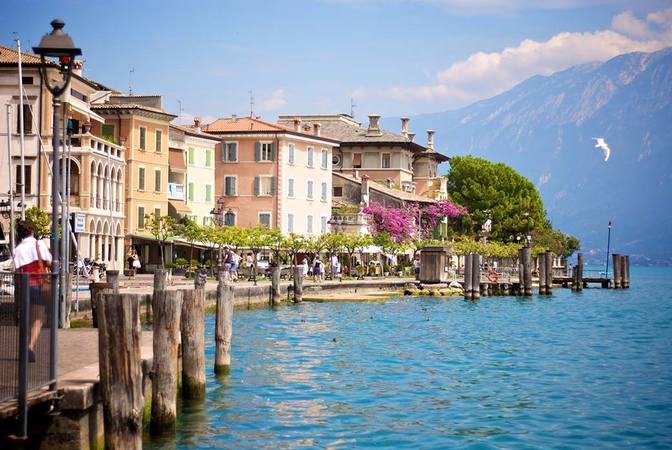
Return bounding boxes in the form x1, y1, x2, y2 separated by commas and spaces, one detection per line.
174, 258, 189, 269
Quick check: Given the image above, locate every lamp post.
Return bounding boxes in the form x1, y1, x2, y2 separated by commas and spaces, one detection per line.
605, 220, 612, 277
33, 19, 81, 334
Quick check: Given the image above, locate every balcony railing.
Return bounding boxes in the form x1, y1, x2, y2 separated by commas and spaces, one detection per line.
168, 183, 185, 200
329, 213, 367, 226
71, 133, 124, 159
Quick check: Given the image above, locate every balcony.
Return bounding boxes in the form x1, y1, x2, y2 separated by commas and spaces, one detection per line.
71, 133, 124, 160
168, 183, 185, 200
329, 213, 367, 226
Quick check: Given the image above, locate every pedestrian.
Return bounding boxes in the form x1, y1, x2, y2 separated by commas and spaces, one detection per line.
132, 251, 141, 275
312, 255, 323, 283
126, 248, 135, 278
413, 256, 420, 279
14, 221, 51, 363
231, 251, 240, 281
302, 257, 309, 277
330, 253, 341, 280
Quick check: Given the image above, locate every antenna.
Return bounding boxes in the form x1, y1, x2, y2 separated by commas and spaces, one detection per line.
128, 68, 135, 96
249, 90, 254, 117
350, 97, 357, 119
177, 100, 183, 119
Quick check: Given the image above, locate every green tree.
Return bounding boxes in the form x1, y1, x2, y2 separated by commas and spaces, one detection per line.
243, 225, 276, 283
177, 218, 204, 269
145, 214, 176, 268
532, 227, 580, 258
284, 233, 308, 268
446, 156, 545, 241
24, 206, 51, 239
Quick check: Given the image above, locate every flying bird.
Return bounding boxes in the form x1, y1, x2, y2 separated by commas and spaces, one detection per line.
592, 137, 611, 162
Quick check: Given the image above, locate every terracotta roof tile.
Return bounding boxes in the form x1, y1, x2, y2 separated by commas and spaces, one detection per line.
0, 45, 44, 65
203, 116, 292, 133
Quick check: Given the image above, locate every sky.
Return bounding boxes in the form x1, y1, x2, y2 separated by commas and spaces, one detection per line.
3, 0, 672, 124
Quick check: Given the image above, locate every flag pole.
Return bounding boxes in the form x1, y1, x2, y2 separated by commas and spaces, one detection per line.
605, 220, 612, 277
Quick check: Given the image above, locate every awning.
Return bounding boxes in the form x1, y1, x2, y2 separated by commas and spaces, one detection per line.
128, 231, 175, 243
168, 200, 191, 215
169, 149, 186, 172
69, 99, 105, 123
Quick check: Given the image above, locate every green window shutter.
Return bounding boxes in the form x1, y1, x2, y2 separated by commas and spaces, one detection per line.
188, 182, 194, 201
155, 169, 161, 192
138, 168, 145, 190
138, 206, 145, 229
270, 176, 276, 195
139, 128, 146, 150
206, 150, 211, 167
205, 185, 212, 202
270, 143, 276, 161
188, 148, 194, 165
221, 144, 226, 161
230, 143, 237, 161
254, 176, 260, 196
255, 142, 261, 161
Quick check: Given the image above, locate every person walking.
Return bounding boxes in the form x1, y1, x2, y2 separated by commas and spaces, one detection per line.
14, 221, 51, 362
312, 255, 323, 283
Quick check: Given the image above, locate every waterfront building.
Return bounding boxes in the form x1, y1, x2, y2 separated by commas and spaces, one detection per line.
203, 115, 339, 236
91, 95, 176, 271
168, 120, 220, 226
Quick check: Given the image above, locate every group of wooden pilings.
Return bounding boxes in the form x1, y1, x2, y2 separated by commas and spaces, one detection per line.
95, 269, 234, 449
611, 253, 630, 289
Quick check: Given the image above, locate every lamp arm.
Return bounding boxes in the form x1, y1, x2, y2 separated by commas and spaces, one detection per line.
40, 55, 74, 98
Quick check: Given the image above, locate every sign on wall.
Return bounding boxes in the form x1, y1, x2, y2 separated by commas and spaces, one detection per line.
73, 213, 86, 233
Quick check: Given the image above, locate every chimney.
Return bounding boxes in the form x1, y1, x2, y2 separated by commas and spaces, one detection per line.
194, 116, 201, 133
427, 130, 435, 151
386, 178, 393, 188
231, 114, 237, 122
352, 169, 359, 179
360, 174, 370, 206
73, 60, 83, 77
293, 117, 301, 132
366, 114, 382, 136
313, 123, 321, 137
408, 132, 415, 143
400, 117, 410, 138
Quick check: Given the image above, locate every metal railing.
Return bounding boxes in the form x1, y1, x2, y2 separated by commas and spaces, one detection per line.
0, 271, 57, 438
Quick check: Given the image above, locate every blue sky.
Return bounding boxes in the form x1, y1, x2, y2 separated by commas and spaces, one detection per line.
3, 0, 671, 123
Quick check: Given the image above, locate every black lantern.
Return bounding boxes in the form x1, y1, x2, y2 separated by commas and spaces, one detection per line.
32, 19, 82, 97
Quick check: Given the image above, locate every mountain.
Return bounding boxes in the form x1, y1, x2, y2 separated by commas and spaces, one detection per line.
386, 48, 672, 265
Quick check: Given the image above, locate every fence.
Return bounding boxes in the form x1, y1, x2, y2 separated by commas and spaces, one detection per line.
0, 271, 57, 438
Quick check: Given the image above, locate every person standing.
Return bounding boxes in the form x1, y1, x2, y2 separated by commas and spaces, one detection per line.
14, 221, 51, 362
413, 257, 421, 280
312, 256, 323, 283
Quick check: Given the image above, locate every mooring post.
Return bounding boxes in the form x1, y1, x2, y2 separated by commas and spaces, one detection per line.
151, 289, 183, 434
577, 253, 584, 292
538, 252, 547, 295
612, 253, 621, 289
153, 268, 168, 292
106, 269, 120, 291
622, 255, 630, 288
471, 254, 481, 300
292, 266, 304, 303
517, 249, 524, 296
181, 275, 206, 400
215, 276, 234, 375
463, 253, 473, 300
271, 264, 282, 306
522, 247, 532, 296
97, 293, 143, 450
89, 282, 114, 328
545, 251, 553, 295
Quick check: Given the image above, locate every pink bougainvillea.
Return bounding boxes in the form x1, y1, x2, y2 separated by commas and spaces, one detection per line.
363, 200, 468, 243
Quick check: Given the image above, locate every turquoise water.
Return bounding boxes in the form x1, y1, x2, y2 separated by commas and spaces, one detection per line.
146, 267, 672, 449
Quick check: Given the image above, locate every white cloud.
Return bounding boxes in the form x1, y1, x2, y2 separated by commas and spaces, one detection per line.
539, 173, 552, 186
324, 0, 613, 14
354, 7, 672, 106
257, 89, 287, 113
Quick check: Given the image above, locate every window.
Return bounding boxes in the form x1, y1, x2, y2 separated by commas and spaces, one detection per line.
321, 216, 328, 234
139, 127, 146, 150
138, 167, 145, 191
155, 130, 162, 153
203, 216, 212, 226
137, 206, 145, 229
222, 142, 237, 162
15, 165, 32, 195
21, 76, 33, 85
288, 143, 295, 165
224, 211, 236, 226
154, 169, 161, 192
225, 176, 237, 196
188, 147, 195, 165
333, 186, 343, 197
188, 182, 194, 201
205, 150, 212, 167
154, 207, 161, 219
307, 147, 314, 167
321, 148, 328, 169
287, 213, 294, 233
306, 215, 313, 234
102, 124, 115, 141
255, 176, 275, 196
259, 213, 271, 227
382, 153, 391, 169
255, 142, 275, 161
287, 178, 294, 198
205, 184, 212, 202
321, 181, 327, 201
306, 180, 314, 199
16, 104, 32, 134
352, 153, 362, 168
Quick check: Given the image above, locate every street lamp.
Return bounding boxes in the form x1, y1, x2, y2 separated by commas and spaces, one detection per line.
33, 19, 81, 334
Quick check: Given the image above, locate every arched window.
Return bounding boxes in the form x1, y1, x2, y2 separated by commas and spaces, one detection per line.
68, 159, 80, 195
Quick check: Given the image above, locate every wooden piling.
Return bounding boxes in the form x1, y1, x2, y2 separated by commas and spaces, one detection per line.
612, 253, 622, 288
463, 253, 473, 300
545, 251, 553, 295
622, 255, 630, 288
97, 293, 143, 450
215, 277, 234, 375
151, 289, 183, 434
292, 266, 304, 303
522, 247, 532, 296
517, 249, 524, 296
271, 265, 282, 306
181, 278, 206, 400
89, 282, 114, 328
538, 253, 547, 295
576, 253, 584, 292
153, 269, 168, 291
471, 254, 481, 300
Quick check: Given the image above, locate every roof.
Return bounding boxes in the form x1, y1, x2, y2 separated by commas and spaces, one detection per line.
416, 149, 450, 163
91, 102, 177, 119
170, 124, 221, 141
278, 114, 409, 144
334, 172, 435, 204
203, 116, 340, 144
0, 45, 44, 66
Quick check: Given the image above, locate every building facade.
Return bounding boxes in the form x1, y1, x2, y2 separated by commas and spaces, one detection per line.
203, 116, 338, 236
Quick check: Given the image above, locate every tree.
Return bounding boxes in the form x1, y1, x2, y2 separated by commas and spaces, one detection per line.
24, 206, 51, 239
284, 233, 308, 268
532, 227, 581, 258
145, 214, 176, 268
243, 225, 275, 283
362, 202, 416, 244
177, 218, 203, 269
446, 156, 546, 241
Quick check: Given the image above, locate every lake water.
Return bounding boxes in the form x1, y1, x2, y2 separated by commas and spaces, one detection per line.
146, 267, 672, 449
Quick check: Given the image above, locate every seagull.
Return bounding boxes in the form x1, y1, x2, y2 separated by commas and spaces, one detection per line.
592, 137, 611, 162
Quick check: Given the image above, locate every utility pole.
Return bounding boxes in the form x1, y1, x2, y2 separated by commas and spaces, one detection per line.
128, 68, 134, 96
6, 104, 16, 257
249, 90, 254, 117
350, 97, 357, 119
16, 37, 26, 219
605, 220, 612, 277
